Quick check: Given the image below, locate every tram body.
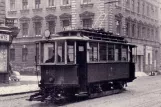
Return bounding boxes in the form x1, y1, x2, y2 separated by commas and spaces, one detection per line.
29, 29, 136, 102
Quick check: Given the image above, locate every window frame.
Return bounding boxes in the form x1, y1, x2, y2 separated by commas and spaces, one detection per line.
48, 0, 55, 7
82, 18, 93, 28
22, 47, 28, 62
35, 0, 41, 9
34, 21, 42, 36
82, 0, 91, 4
61, 0, 70, 6
22, 23, 29, 37
48, 21, 55, 34
22, 0, 28, 10
89, 42, 98, 62
10, 0, 16, 10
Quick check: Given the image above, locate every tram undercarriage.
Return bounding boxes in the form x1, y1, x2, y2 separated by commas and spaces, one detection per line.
28, 80, 127, 103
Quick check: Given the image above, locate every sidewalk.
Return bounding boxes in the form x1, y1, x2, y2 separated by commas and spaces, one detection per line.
0, 76, 40, 96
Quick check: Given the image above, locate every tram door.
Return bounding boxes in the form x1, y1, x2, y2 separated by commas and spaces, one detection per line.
76, 41, 87, 91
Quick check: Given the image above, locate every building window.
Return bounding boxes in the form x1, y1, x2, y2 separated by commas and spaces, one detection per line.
99, 43, 107, 61
147, 4, 149, 16
131, 0, 134, 11
115, 19, 121, 35
132, 23, 135, 37
151, 29, 154, 39
22, 47, 28, 62
137, 1, 140, 13
35, 0, 41, 8
155, 29, 158, 40
22, 23, 28, 37
151, 6, 154, 16
10, 48, 15, 61
34, 22, 41, 36
22, 0, 28, 10
48, 21, 55, 34
49, 0, 54, 6
62, 20, 70, 28
82, 0, 91, 4
137, 25, 140, 37
89, 42, 98, 62
10, 0, 15, 10
142, 2, 145, 15
142, 27, 145, 38
125, 21, 130, 36
148, 53, 150, 65
147, 28, 150, 38
125, 0, 130, 7
82, 18, 92, 28
62, 0, 70, 5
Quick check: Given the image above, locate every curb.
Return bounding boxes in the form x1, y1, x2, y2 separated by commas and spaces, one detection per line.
0, 90, 39, 97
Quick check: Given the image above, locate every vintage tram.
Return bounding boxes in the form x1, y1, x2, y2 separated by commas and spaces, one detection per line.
29, 28, 136, 102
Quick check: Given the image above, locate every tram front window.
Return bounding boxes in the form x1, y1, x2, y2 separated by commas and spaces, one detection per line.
42, 43, 55, 63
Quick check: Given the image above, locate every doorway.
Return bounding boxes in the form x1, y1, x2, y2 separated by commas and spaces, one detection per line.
76, 41, 87, 91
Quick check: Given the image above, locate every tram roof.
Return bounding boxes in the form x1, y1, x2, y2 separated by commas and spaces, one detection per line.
57, 29, 126, 41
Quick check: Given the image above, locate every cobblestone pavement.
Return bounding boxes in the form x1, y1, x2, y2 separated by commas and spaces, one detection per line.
1, 75, 161, 107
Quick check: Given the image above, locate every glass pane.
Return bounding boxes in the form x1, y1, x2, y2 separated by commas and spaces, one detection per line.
99, 43, 107, 61
67, 41, 74, 63
43, 43, 55, 63
57, 41, 65, 63
115, 45, 121, 61
122, 45, 128, 61
89, 42, 98, 62
108, 44, 114, 61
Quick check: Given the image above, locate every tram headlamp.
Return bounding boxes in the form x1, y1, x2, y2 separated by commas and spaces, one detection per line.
49, 77, 55, 83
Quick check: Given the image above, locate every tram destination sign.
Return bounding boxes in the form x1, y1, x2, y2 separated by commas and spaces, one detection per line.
0, 34, 10, 41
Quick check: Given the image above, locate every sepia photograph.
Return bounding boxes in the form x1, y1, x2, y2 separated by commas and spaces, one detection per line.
0, 0, 161, 106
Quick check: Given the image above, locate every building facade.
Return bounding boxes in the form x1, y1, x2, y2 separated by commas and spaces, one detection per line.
5, 0, 161, 74
0, 0, 5, 24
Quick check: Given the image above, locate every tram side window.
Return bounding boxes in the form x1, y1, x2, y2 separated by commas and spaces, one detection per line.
44, 43, 55, 63
57, 41, 65, 63
67, 41, 74, 63
108, 44, 114, 61
115, 45, 121, 61
122, 45, 128, 61
99, 43, 107, 61
89, 42, 98, 62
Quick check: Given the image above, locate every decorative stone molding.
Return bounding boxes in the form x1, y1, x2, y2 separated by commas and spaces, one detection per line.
46, 6, 56, 12
32, 8, 43, 13
80, 3, 94, 8
8, 11, 17, 15
79, 11, 95, 19
32, 15, 43, 22
20, 9, 30, 15
60, 5, 71, 10
45, 14, 57, 21
59, 13, 72, 20
19, 16, 30, 23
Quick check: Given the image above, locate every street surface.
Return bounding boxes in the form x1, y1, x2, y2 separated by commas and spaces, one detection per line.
0, 75, 161, 107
